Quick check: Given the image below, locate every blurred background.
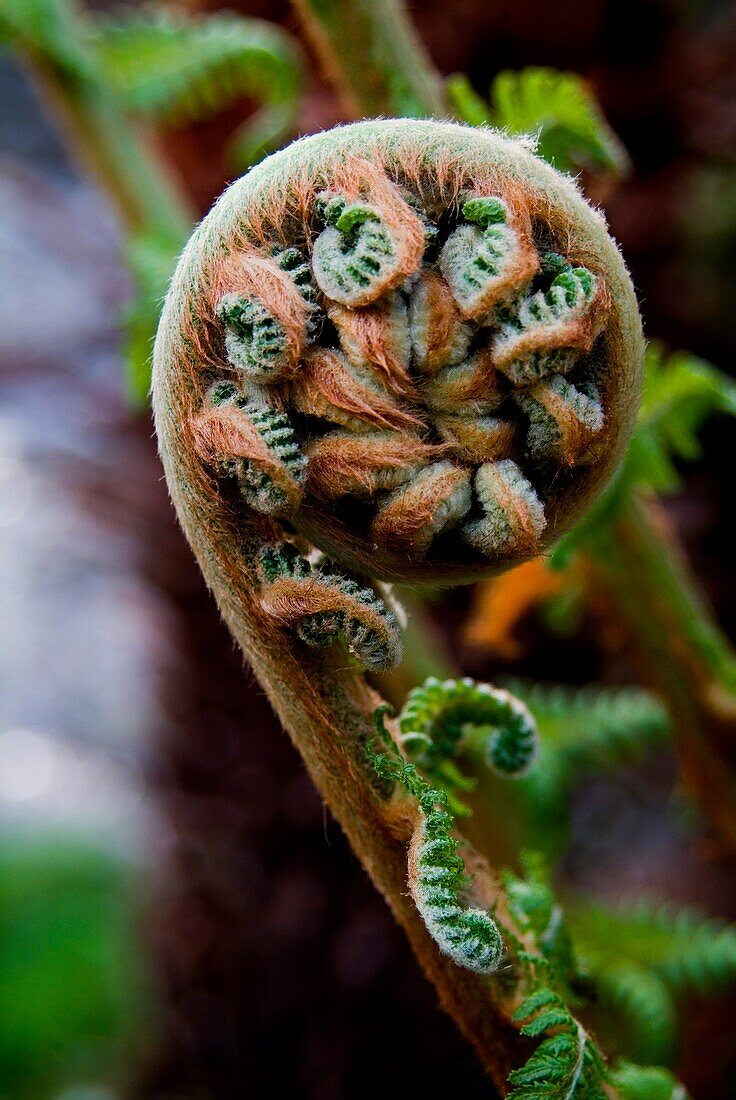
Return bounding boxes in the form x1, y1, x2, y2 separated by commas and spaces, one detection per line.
1, 1, 736, 1097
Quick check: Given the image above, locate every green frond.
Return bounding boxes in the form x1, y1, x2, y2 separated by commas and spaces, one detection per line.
397, 676, 539, 812
566, 897, 736, 999
368, 741, 503, 974
508, 988, 608, 1098
89, 8, 302, 165
445, 73, 491, 127
501, 855, 574, 985
484, 681, 669, 858
258, 543, 401, 670
0, 0, 87, 75
312, 193, 408, 307
490, 67, 628, 178
447, 66, 628, 178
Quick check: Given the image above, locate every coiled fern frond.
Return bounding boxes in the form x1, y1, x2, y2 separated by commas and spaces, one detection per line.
397, 676, 538, 812
257, 542, 402, 671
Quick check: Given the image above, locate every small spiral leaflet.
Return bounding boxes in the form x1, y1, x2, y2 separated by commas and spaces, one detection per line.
258, 542, 402, 670
400, 676, 539, 779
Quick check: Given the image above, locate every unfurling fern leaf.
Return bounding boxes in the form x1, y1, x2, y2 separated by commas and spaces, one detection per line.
397, 675, 538, 813
400, 676, 539, 777
89, 8, 302, 165
439, 194, 539, 321
493, 256, 602, 387
257, 542, 402, 671
411, 795, 504, 974
501, 854, 574, 983
368, 736, 504, 974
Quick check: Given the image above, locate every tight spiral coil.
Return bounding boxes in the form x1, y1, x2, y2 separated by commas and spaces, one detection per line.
156, 120, 643, 586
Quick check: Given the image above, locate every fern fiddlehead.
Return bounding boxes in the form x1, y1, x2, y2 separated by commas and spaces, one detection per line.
158, 119, 642, 584
399, 675, 538, 792
152, 119, 643, 1084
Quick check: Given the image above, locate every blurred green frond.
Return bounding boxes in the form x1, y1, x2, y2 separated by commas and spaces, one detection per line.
90, 8, 302, 165
124, 231, 179, 403
503, 680, 670, 768
467, 681, 670, 859
567, 898, 736, 998
445, 72, 491, 127
0, 0, 89, 75
595, 961, 677, 1065
447, 67, 629, 178
626, 342, 736, 495
610, 1061, 689, 1099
